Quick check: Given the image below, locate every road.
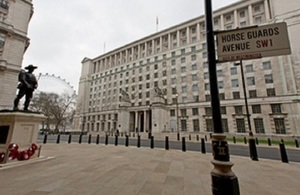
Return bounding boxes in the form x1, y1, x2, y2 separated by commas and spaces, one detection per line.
38, 134, 300, 163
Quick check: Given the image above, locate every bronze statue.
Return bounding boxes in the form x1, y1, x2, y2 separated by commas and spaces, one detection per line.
13, 65, 38, 111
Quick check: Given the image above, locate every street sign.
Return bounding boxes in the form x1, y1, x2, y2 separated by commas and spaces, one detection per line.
216, 22, 291, 62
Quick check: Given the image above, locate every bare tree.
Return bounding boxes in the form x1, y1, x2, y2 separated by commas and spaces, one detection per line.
30, 92, 76, 133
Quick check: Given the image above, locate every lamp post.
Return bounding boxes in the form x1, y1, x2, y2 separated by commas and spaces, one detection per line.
175, 94, 179, 132
205, 0, 240, 194
148, 104, 152, 139
234, 60, 258, 161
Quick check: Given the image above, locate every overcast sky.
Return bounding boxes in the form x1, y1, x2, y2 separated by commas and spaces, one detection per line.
23, 0, 239, 93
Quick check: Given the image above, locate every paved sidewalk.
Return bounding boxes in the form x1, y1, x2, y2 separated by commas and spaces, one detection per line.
0, 144, 299, 195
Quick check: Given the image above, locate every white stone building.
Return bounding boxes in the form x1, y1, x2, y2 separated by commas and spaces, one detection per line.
74, 0, 300, 136
0, 0, 33, 109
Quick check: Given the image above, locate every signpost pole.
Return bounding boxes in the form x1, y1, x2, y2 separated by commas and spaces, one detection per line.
205, 0, 240, 194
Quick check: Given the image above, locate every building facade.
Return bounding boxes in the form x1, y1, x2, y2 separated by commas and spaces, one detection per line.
0, 0, 33, 109
74, 0, 300, 136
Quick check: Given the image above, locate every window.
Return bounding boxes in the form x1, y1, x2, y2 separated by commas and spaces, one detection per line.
192, 84, 199, 92
181, 76, 186, 83
219, 93, 225, 100
154, 72, 158, 78
181, 66, 186, 73
254, 118, 265, 133
162, 70, 167, 76
191, 64, 197, 71
191, 46, 196, 52
180, 109, 187, 117
172, 69, 176, 75
271, 104, 282, 113
231, 79, 239, 87
230, 67, 237, 75
191, 54, 197, 61
203, 62, 208, 69
181, 49, 185, 55
146, 74, 150, 80
182, 96, 188, 103
171, 78, 177, 85
172, 88, 177, 94
204, 72, 209, 79
234, 106, 243, 114
265, 74, 273, 83
205, 107, 212, 116
252, 105, 261, 113
193, 119, 200, 132
205, 95, 211, 101
163, 79, 167, 86
170, 110, 175, 116
267, 88, 276, 97
236, 119, 246, 133
222, 119, 229, 132
181, 57, 186, 63
239, 10, 245, 18
192, 108, 199, 115
274, 118, 286, 134
217, 70, 223, 77
255, 16, 262, 24
221, 107, 227, 114
240, 21, 247, 28
192, 74, 198, 81
146, 66, 150, 71
205, 83, 210, 91
193, 95, 199, 102
146, 91, 150, 98
171, 59, 176, 65
249, 90, 257, 98
202, 52, 207, 58
225, 15, 232, 22
233, 92, 240, 99
182, 86, 187, 93
172, 51, 176, 57
245, 64, 253, 72
218, 81, 224, 89
263, 61, 271, 70
146, 83, 150, 88
206, 119, 213, 132
247, 77, 255, 86
154, 64, 158, 70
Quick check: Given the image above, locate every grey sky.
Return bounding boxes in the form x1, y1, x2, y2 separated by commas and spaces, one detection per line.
23, 0, 239, 93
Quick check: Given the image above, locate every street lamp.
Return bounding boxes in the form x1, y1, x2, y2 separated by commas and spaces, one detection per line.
234, 60, 258, 161
205, 0, 240, 194
148, 104, 152, 139
175, 94, 179, 132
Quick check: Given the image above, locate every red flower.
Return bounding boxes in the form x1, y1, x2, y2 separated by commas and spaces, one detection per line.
31, 143, 38, 151
17, 151, 29, 161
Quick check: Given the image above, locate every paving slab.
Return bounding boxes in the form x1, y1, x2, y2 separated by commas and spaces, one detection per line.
0, 144, 299, 195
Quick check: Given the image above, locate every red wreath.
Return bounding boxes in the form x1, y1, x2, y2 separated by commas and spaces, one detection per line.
0, 143, 39, 162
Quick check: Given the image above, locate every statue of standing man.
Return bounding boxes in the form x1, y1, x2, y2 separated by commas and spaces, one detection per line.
13, 65, 38, 111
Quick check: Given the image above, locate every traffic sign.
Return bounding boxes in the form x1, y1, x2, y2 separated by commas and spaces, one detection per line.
216, 22, 291, 62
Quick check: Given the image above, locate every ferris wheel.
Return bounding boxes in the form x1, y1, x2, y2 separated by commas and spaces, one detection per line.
34, 73, 77, 96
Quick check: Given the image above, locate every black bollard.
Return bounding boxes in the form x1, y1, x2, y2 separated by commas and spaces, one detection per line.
243, 137, 247, 144
88, 134, 92, 144
148, 132, 152, 139
267, 138, 271, 146
248, 137, 258, 161
233, 136, 236, 144
196, 135, 199, 141
150, 136, 154, 149
79, 134, 83, 144
189, 134, 191, 141
115, 135, 118, 146
96, 134, 100, 144
125, 135, 129, 147
105, 135, 108, 145
68, 134, 72, 144
281, 139, 284, 143
205, 135, 207, 141
177, 132, 180, 141
201, 138, 206, 154
137, 135, 141, 148
43, 134, 48, 144
279, 142, 289, 163
255, 137, 259, 145
295, 139, 299, 148
182, 137, 186, 152
56, 134, 60, 144
165, 136, 169, 150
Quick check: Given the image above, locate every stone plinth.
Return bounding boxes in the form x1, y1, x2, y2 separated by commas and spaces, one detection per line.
0, 110, 46, 163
